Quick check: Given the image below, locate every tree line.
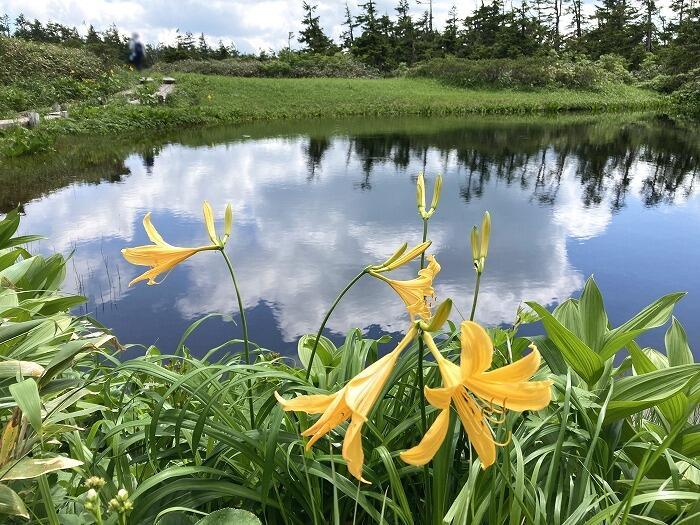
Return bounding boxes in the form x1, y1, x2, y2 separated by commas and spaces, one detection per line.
1, 0, 698, 74
298, 0, 699, 72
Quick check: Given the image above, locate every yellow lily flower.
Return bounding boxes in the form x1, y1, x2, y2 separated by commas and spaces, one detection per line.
369, 255, 440, 320
401, 321, 551, 469
276, 325, 418, 482
122, 203, 225, 286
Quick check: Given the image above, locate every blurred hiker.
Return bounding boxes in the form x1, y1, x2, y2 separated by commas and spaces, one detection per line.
129, 32, 145, 70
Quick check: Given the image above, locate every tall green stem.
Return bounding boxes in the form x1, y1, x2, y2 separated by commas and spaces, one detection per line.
38, 474, 59, 525
420, 219, 428, 269
418, 217, 432, 516
469, 271, 482, 322
220, 249, 255, 429
305, 269, 367, 381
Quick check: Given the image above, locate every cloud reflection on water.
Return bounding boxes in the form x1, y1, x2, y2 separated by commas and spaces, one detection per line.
15, 116, 700, 353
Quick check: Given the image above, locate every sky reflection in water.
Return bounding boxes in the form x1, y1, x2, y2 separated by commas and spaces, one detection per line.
10, 115, 700, 357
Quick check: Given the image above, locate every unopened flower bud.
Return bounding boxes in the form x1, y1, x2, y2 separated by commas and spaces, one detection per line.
480, 211, 491, 259
85, 476, 106, 489
429, 175, 443, 212
416, 172, 426, 215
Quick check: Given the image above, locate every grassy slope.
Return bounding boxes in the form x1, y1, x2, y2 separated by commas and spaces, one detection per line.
65, 74, 663, 132
1, 72, 665, 158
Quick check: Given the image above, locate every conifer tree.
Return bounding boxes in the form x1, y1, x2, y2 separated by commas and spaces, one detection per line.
340, 1, 357, 50
0, 14, 11, 37
298, 1, 337, 54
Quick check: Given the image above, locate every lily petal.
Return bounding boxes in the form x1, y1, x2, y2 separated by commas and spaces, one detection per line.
343, 416, 369, 483
460, 321, 494, 377
274, 391, 336, 414
480, 345, 542, 384
424, 386, 453, 409
143, 213, 171, 247
383, 241, 431, 271
302, 393, 350, 448
400, 408, 450, 466
203, 201, 218, 245
465, 377, 553, 412
453, 388, 496, 468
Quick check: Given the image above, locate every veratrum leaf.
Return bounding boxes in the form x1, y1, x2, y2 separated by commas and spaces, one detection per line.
605, 364, 700, 422
195, 508, 262, 525
0, 483, 28, 518
629, 341, 687, 424
0, 456, 83, 480
9, 379, 42, 435
599, 292, 685, 360
666, 317, 693, 367
578, 277, 608, 353
526, 302, 603, 384
297, 334, 336, 386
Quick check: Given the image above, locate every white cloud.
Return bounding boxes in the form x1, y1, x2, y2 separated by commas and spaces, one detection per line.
3, 0, 667, 54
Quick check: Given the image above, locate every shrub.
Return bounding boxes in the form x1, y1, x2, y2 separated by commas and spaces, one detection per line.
0, 36, 109, 83
671, 73, 700, 117
152, 52, 380, 79
408, 55, 633, 90
595, 53, 634, 83
0, 37, 127, 114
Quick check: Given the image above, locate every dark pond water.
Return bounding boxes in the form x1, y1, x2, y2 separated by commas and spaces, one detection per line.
4, 113, 700, 358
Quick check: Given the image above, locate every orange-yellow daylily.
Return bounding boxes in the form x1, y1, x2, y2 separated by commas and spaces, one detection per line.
369, 255, 440, 320
276, 325, 418, 482
401, 321, 552, 469
122, 202, 231, 286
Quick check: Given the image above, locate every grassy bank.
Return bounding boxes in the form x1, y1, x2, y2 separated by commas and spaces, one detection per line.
0, 73, 665, 157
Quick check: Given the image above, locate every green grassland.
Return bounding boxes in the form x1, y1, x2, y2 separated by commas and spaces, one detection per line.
72, 74, 665, 130
0, 73, 665, 157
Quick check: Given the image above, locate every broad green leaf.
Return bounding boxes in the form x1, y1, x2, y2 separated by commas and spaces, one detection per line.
0, 319, 45, 345
195, 508, 261, 525
529, 335, 567, 376
605, 364, 700, 422
0, 456, 83, 480
0, 210, 20, 247
674, 429, 700, 458
666, 317, 693, 366
629, 341, 687, 424
599, 292, 686, 360
526, 302, 603, 384
157, 513, 197, 525
0, 483, 28, 518
298, 334, 335, 385
9, 379, 42, 435
552, 299, 581, 338
579, 277, 608, 352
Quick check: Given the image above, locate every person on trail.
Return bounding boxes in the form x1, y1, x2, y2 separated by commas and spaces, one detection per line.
129, 32, 145, 70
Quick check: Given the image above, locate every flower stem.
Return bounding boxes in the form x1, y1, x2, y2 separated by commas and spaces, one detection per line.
418, 217, 432, 517
220, 249, 255, 429
420, 219, 428, 269
38, 475, 59, 525
469, 271, 482, 322
305, 269, 367, 381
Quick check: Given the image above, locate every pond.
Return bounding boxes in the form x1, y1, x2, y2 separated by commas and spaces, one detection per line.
4, 113, 700, 358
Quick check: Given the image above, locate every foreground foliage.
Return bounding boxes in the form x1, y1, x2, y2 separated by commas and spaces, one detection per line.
1, 168, 699, 523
